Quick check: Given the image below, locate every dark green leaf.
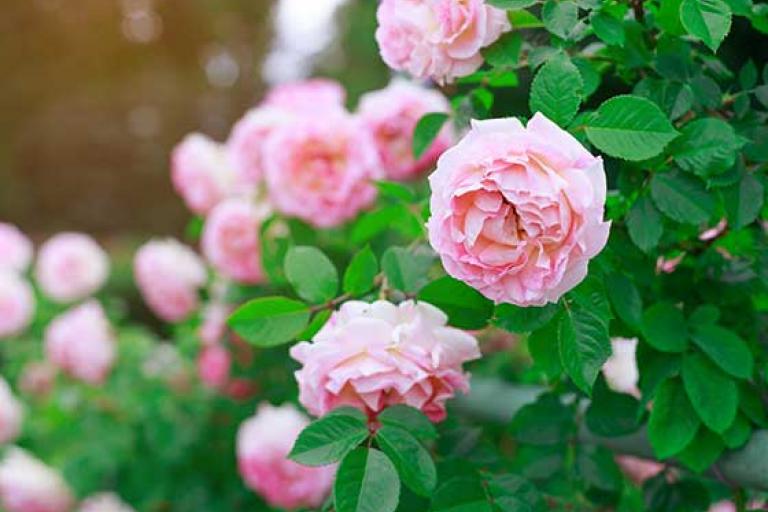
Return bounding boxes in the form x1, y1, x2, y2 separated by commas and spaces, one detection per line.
648, 379, 700, 458
739, 60, 758, 89
626, 195, 664, 252
529, 55, 583, 127
690, 325, 754, 379
642, 303, 688, 352
289, 413, 370, 466
528, 315, 563, 379
378, 405, 437, 442
650, 171, 714, 224
606, 273, 642, 329
430, 477, 492, 512
413, 113, 450, 159
494, 302, 560, 333
377, 426, 436, 497
676, 428, 725, 473
722, 172, 764, 230
285, 246, 339, 304
511, 394, 575, 445
334, 448, 400, 512
417, 276, 494, 330
577, 445, 623, 492
344, 246, 380, 296
721, 414, 751, 449
486, 474, 543, 512
585, 377, 642, 437
228, 297, 310, 347
671, 118, 743, 177
682, 352, 738, 433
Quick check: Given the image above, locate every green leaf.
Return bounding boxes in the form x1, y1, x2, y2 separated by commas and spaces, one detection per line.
542, 0, 578, 39
284, 246, 339, 304
375, 181, 417, 202
344, 246, 379, 296
680, 0, 732, 52
483, 32, 523, 67
511, 393, 574, 445
606, 273, 642, 329
507, 9, 544, 28
528, 317, 563, 380
334, 448, 400, 512
577, 445, 623, 492
352, 205, 405, 244
676, 428, 725, 473
431, 477, 492, 512
298, 309, 331, 340
671, 118, 743, 177
495, 302, 560, 333
413, 113, 449, 160
381, 246, 434, 294
642, 303, 688, 352
378, 405, 437, 442
228, 297, 310, 347
529, 55, 583, 127
650, 171, 714, 224
626, 195, 664, 252
682, 352, 738, 433
634, 79, 694, 120
289, 412, 370, 466
722, 172, 764, 230
720, 414, 751, 449
585, 377, 642, 437
487, 0, 539, 8
739, 59, 758, 89
690, 325, 754, 379
585, 95, 679, 161
648, 379, 701, 458
658, 0, 686, 35
591, 12, 625, 46
486, 475, 543, 511
377, 426, 436, 497
417, 276, 494, 330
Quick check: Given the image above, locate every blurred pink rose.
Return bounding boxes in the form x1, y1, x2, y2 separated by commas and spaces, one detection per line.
35, 233, 109, 303
18, 361, 57, 397
263, 111, 382, 228
291, 300, 481, 422
615, 455, 665, 486
427, 114, 610, 306
237, 403, 335, 510
708, 501, 736, 512
0, 448, 74, 512
602, 337, 640, 397
699, 218, 728, 241
199, 302, 231, 346
0, 223, 33, 273
264, 79, 346, 112
197, 344, 231, 389
45, 301, 116, 384
0, 377, 23, 444
376, 0, 511, 83
656, 252, 685, 274
134, 239, 207, 323
171, 133, 241, 216
201, 199, 266, 284
77, 493, 134, 512
358, 79, 454, 181
0, 271, 35, 339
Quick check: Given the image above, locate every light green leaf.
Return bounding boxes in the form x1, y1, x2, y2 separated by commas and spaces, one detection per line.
228, 297, 310, 347
671, 118, 743, 177
334, 448, 400, 512
680, 0, 732, 52
542, 0, 578, 39
413, 113, 449, 159
682, 352, 738, 433
483, 32, 523, 67
642, 302, 688, 352
378, 405, 437, 442
650, 171, 714, 224
417, 276, 494, 329
488, 0, 539, 8
591, 12, 625, 46
690, 325, 754, 379
529, 55, 583, 127
284, 246, 339, 304
381, 246, 434, 293
343, 246, 379, 296
377, 426, 436, 497
626, 195, 664, 252
648, 379, 701, 458
289, 412, 370, 466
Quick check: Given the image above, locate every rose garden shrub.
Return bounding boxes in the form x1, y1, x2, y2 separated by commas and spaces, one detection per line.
1, 0, 767, 511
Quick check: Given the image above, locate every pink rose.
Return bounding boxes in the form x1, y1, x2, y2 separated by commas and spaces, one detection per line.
264, 79, 346, 113
35, 233, 109, 303
0, 223, 33, 273
656, 252, 685, 274
199, 302, 231, 346
615, 455, 665, 486
0, 271, 35, 339
376, 0, 511, 84
0, 378, 23, 444
358, 79, 454, 181
602, 337, 640, 397
0, 448, 75, 512
171, 133, 241, 216
77, 493, 134, 512
197, 344, 231, 389
201, 199, 266, 284
291, 300, 481, 422
263, 111, 382, 227
427, 114, 610, 306
134, 239, 207, 322
237, 403, 335, 510
45, 301, 116, 384
699, 218, 727, 241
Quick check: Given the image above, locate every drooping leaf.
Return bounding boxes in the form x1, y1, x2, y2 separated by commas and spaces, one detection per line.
228, 297, 310, 347
377, 426, 436, 497
378, 405, 437, 442
284, 246, 339, 304
289, 410, 370, 466
413, 113, 449, 159
682, 352, 738, 433
648, 379, 701, 458
334, 448, 400, 512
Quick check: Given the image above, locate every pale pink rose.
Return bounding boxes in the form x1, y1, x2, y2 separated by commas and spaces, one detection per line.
0, 448, 74, 512
602, 337, 640, 397
708, 501, 736, 512
427, 114, 610, 306
291, 300, 481, 422
35, 233, 109, 303
615, 455, 665, 486
171, 133, 240, 216
197, 344, 231, 389
656, 252, 686, 274
264, 79, 346, 113
201, 199, 265, 283
18, 361, 57, 397
44, 301, 116, 384
376, 0, 511, 84
0, 271, 35, 339
77, 493, 134, 512
237, 403, 335, 510
0, 378, 23, 444
263, 111, 382, 228
0, 223, 33, 273
134, 239, 207, 322
358, 79, 454, 181
199, 302, 231, 346
699, 218, 728, 241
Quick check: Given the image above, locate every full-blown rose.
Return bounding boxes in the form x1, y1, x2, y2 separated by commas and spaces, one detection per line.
237, 403, 335, 510
77, 493, 135, 512
0, 223, 33, 273
134, 239, 207, 322
376, 0, 511, 84
427, 114, 610, 306
290, 300, 481, 422
359, 79, 454, 181
0, 448, 74, 512
0, 271, 35, 339
45, 301, 117, 384
0, 377, 23, 444
35, 233, 109, 303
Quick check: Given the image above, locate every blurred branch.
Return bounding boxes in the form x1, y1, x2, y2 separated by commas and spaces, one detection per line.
454, 378, 768, 491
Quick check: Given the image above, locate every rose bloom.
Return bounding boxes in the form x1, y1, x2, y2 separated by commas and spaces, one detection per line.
0, 271, 35, 339
197, 344, 231, 389
358, 79, 454, 181
602, 337, 640, 397
35, 233, 109, 304
263, 79, 346, 112
201, 199, 265, 284
376, 0, 511, 84
45, 301, 117, 384
0, 448, 75, 512
134, 239, 207, 322
237, 403, 335, 510
0, 223, 33, 273
77, 493, 134, 512
0, 377, 23, 444
291, 300, 481, 422
615, 455, 665, 486
199, 302, 230, 346
427, 114, 610, 306
263, 111, 382, 228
